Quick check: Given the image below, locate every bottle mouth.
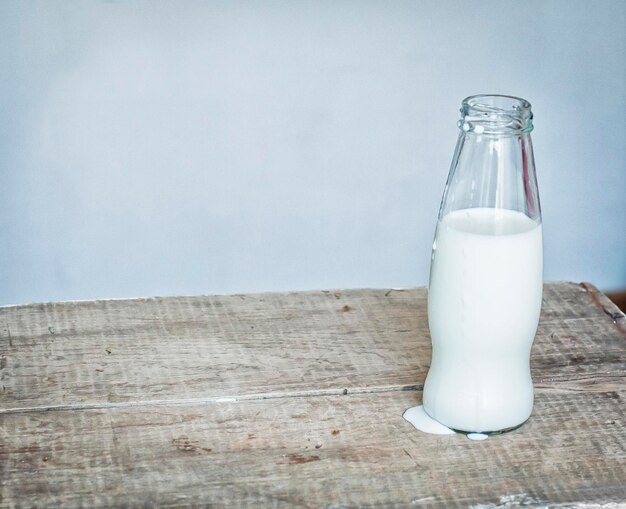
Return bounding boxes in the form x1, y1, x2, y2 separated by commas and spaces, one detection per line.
459, 94, 533, 134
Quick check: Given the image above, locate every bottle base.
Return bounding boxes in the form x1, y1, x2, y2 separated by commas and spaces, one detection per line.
449, 419, 528, 436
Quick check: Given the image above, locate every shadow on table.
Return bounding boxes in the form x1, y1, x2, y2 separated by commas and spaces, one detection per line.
605, 288, 626, 312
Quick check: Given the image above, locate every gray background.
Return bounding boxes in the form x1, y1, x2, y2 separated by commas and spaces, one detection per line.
1, 0, 624, 305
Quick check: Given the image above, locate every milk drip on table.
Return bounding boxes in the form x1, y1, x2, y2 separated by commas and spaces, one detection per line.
422, 95, 543, 434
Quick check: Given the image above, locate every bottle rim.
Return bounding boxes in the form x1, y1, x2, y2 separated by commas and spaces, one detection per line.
459, 94, 533, 134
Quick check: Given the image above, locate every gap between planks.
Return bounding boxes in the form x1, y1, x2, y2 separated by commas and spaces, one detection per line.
0, 383, 422, 415
3, 374, 619, 416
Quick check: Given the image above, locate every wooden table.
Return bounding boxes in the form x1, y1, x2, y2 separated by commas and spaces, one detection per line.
1, 283, 625, 507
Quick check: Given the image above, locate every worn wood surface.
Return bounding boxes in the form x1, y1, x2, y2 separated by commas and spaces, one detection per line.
1, 282, 625, 507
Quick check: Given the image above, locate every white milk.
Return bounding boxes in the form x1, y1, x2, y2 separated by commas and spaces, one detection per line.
423, 207, 543, 433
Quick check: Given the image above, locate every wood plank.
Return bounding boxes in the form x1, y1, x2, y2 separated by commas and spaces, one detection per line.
1, 283, 624, 411
0, 288, 424, 411
1, 389, 625, 508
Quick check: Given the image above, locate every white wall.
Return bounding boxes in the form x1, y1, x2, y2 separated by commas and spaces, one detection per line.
1, 0, 624, 305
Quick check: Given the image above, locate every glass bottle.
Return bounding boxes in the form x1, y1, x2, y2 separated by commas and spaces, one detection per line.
423, 94, 542, 434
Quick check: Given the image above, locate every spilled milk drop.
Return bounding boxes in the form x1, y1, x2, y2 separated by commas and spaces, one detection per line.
402, 405, 455, 435
402, 405, 490, 441
467, 432, 489, 441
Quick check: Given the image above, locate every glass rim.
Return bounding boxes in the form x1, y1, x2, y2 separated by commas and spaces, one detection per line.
459, 94, 533, 134
463, 94, 532, 113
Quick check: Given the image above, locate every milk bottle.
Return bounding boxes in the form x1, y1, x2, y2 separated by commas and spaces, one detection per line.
423, 95, 543, 434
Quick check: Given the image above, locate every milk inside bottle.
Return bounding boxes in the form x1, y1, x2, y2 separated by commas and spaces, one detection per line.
422, 95, 543, 434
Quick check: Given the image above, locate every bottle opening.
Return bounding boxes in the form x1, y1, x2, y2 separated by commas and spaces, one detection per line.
459, 94, 533, 134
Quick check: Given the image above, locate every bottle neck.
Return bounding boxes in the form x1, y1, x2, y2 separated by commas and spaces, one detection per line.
438, 94, 541, 223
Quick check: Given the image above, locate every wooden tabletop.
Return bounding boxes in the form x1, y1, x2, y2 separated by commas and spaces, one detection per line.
1, 282, 625, 508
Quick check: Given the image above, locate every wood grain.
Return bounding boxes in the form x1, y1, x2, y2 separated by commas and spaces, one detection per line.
0, 288, 425, 411
1, 282, 625, 507
1, 283, 624, 411
1, 390, 624, 508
